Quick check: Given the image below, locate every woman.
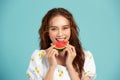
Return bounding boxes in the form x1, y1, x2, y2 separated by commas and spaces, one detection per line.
26, 8, 96, 80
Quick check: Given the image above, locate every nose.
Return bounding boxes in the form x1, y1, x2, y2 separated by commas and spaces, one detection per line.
57, 29, 63, 37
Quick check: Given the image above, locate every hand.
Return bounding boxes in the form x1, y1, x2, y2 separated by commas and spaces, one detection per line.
45, 46, 59, 68
61, 44, 76, 67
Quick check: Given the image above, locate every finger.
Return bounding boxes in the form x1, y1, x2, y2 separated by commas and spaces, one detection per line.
61, 48, 66, 56
48, 49, 58, 58
51, 51, 56, 58
70, 46, 75, 52
53, 49, 59, 56
65, 46, 75, 57
67, 44, 75, 52
46, 45, 56, 54
47, 46, 54, 52
61, 48, 69, 56
66, 44, 73, 52
68, 45, 76, 56
48, 50, 55, 58
69, 45, 76, 54
65, 45, 72, 52
46, 47, 54, 59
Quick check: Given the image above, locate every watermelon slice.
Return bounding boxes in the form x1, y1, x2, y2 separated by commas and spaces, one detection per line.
51, 41, 68, 51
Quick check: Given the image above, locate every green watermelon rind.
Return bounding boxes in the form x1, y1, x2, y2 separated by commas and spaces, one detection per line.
55, 47, 66, 51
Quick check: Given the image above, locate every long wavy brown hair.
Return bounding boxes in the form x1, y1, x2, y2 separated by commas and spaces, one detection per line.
39, 8, 85, 79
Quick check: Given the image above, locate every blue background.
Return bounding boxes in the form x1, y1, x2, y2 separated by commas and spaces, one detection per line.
0, 0, 120, 80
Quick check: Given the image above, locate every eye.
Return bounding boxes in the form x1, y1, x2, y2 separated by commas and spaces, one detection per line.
50, 27, 57, 31
63, 26, 70, 30
51, 28, 56, 30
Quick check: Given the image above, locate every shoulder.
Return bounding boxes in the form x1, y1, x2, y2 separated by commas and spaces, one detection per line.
83, 50, 94, 59
29, 49, 47, 68
83, 50, 95, 66
30, 49, 46, 62
31, 49, 45, 56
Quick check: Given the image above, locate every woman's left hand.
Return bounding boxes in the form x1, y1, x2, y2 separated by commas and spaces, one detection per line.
61, 44, 76, 67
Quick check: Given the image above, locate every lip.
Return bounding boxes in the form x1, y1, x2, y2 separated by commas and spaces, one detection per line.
56, 38, 66, 42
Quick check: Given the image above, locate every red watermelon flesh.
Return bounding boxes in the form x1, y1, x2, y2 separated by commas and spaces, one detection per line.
51, 41, 68, 51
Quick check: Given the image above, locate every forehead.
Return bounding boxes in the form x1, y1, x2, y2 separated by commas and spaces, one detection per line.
49, 15, 70, 26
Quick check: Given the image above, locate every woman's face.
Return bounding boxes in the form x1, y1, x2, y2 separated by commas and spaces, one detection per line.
48, 15, 71, 43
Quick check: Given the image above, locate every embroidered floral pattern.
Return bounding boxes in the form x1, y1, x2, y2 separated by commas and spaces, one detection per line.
57, 67, 64, 77
58, 70, 64, 77
31, 58, 34, 62
84, 70, 90, 76
26, 73, 31, 79
89, 54, 93, 59
35, 67, 40, 74
38, 51, 45, 59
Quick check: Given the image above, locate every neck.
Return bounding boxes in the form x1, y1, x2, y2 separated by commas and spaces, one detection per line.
56, 53, 66, 66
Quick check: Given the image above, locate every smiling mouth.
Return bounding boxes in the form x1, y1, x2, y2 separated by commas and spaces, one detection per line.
56, 38, 66, 42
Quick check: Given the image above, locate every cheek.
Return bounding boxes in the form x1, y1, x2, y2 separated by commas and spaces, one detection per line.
49, 33, 56, 39
66, 30, 71, 36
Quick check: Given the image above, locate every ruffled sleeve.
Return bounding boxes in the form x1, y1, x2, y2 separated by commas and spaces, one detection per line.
26, 50, 46, 80
83, 50, 96, 80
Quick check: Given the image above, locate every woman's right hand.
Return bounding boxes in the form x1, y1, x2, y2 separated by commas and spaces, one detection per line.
45, 46, 59, 68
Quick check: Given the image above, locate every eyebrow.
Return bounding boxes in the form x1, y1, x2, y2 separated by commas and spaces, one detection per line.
49, 26, 57, 28
49, 25, 70, 28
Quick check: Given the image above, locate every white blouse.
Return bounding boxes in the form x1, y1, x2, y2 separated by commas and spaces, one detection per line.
26, 50, 96, 80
